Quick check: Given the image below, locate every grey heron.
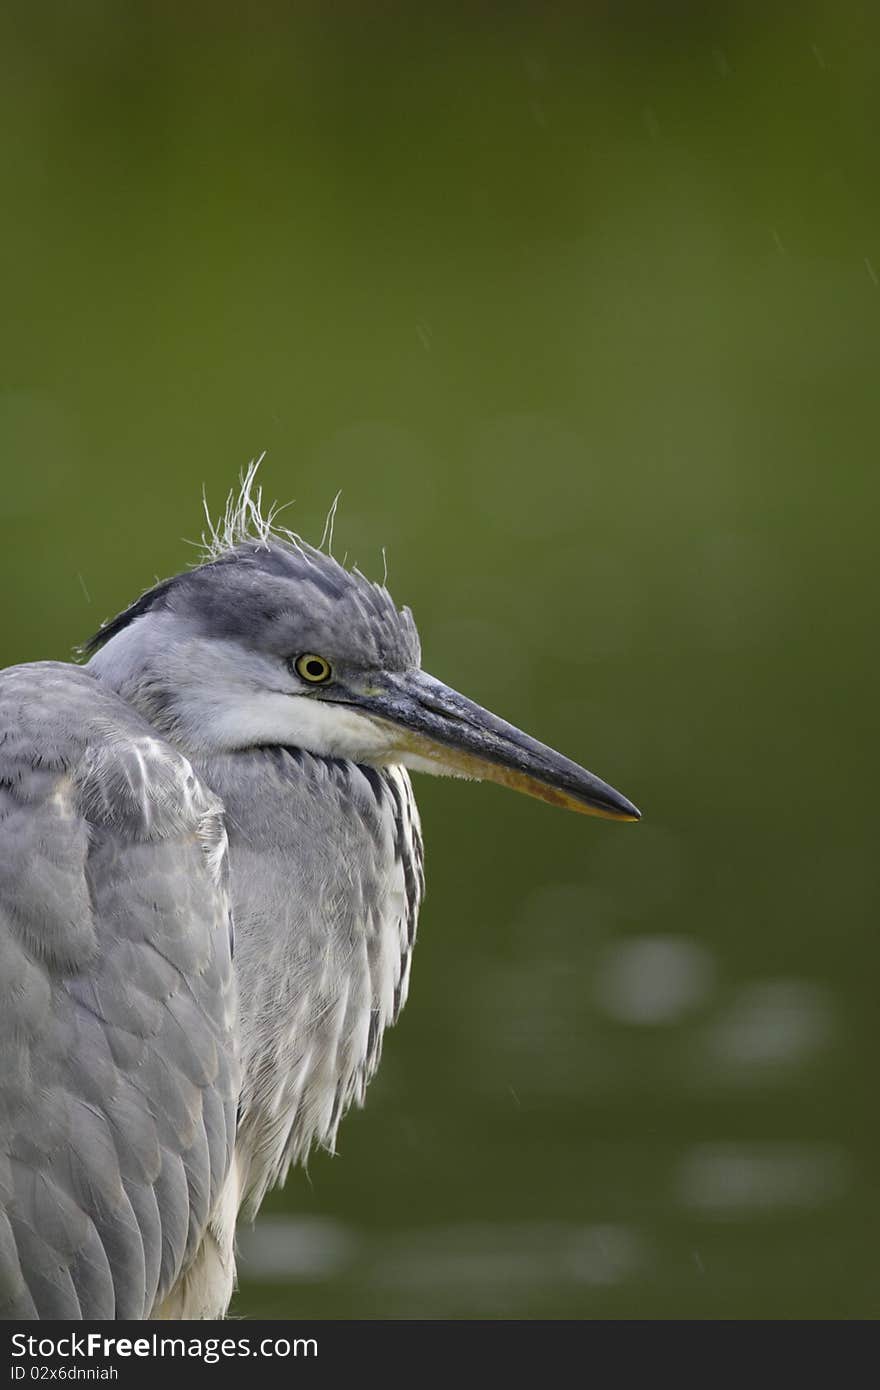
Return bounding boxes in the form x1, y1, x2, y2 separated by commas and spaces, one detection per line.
0, 468, 639, 1319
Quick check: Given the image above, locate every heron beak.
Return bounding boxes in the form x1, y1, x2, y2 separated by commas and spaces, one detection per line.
350, 671, 640, 822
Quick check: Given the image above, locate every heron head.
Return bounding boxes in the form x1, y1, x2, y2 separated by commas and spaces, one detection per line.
86, 484, 639, 823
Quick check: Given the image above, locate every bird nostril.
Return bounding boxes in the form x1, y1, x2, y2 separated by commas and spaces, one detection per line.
417, 697, 455, 719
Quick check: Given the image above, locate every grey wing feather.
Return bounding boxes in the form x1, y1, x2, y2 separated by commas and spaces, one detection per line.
0, 662, 238, 1320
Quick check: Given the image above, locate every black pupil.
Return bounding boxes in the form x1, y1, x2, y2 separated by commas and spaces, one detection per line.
305, 660, 325, 678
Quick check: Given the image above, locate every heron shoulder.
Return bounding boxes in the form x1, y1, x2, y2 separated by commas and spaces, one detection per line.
0, 660, 239, 1318
1, 662, 220, 822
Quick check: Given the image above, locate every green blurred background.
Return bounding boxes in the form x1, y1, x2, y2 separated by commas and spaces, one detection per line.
1, 2, 877, 1319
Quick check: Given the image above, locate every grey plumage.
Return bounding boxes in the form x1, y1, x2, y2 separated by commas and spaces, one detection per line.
0, 663, 237, 1319
0, 471, 638, 1320
83, 536, 420, 673
199, 747, 422, 1215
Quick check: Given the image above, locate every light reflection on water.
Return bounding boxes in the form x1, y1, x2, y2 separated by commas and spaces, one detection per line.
676, 1143, 850, 1215
238, 1218, 647, 1291
239, 1132, 853, 1312
593, 936, 716, 1025
236, 939, 850, 1315
703, 980, 836, 1073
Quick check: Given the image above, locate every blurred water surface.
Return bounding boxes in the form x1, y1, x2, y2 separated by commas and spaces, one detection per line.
0, 3, 876, 1318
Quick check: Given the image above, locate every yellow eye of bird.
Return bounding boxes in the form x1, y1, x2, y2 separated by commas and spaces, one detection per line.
295, 653, 333, 684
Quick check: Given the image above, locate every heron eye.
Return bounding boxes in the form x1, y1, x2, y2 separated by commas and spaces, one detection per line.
294, 653, 333, 684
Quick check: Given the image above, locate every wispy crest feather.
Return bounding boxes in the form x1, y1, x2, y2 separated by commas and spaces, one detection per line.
85, 454, 416, 667
200, 457, 355, 576
201, 455, 308, 562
